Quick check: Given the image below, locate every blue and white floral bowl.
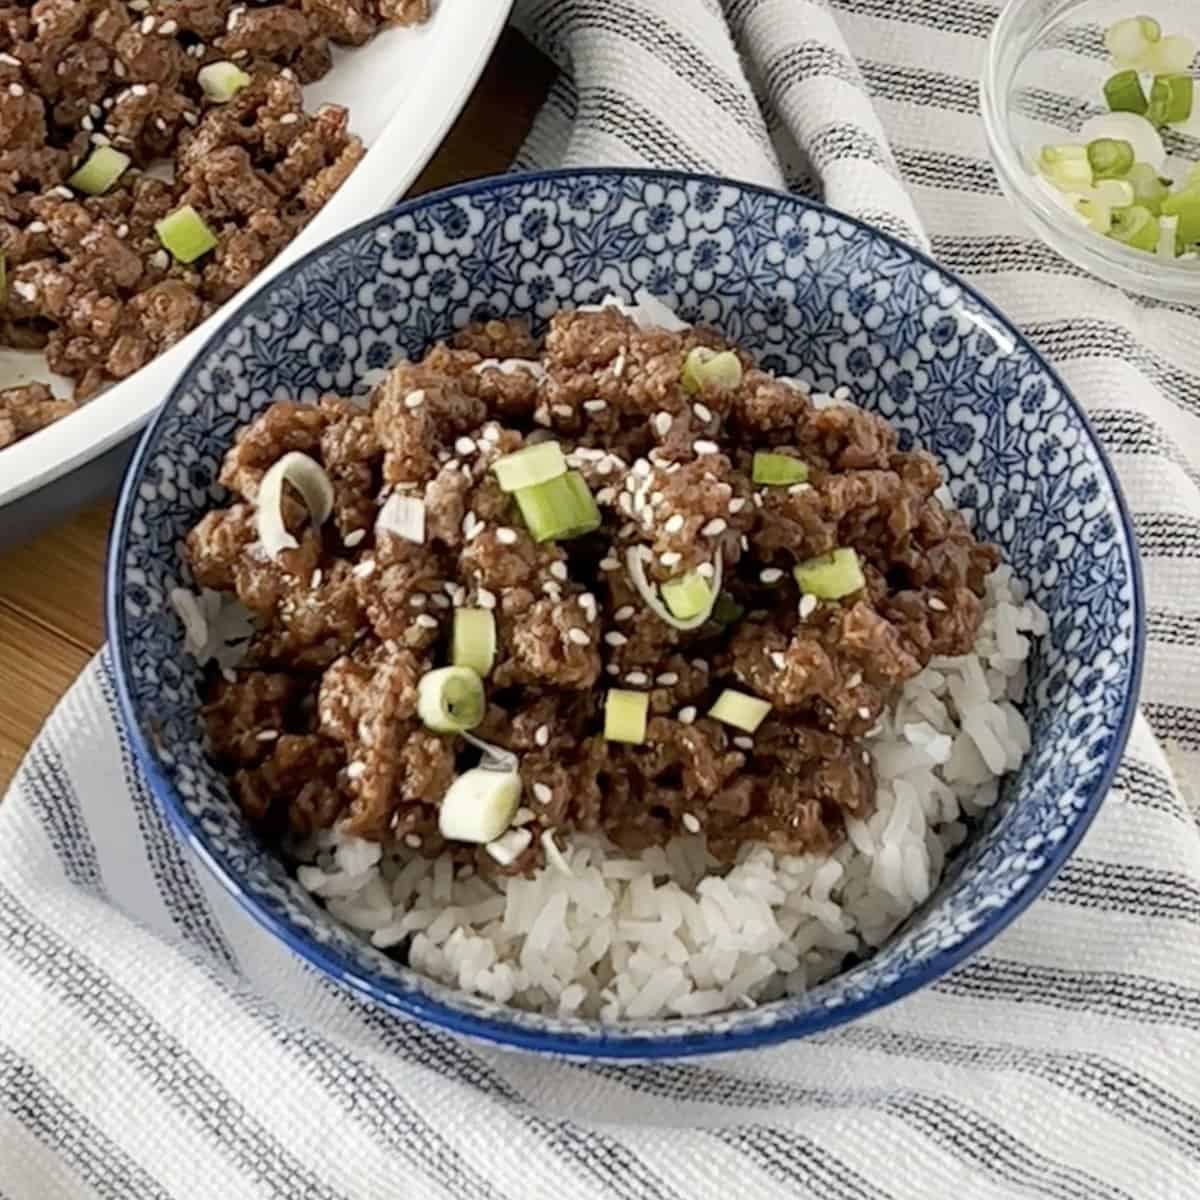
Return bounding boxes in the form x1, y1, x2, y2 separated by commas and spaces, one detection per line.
107, 169, 1143, 1059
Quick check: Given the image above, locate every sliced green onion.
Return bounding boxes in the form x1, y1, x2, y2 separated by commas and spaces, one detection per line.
515, 470, 601, 542
1075, 196, 1112, 234
793, 547, 866, 600
1145, 34, 1197, 75
1148, 73, 1194, 126
67, 146, 131, 196
1108, 204, 1160, 251
255, 451, 334, 560
712, 592, 744, 626
1079, 112, 1166, 173
752, 450, 809, 486
709, 688, 771, 734
1127, 162, 1169, 215
1158, 213, 1180, 260
604, 689, 649, 744
626, 545, 723, 630
417, 666, 485, 734
660, 572, 712, 621
452, 608, 496, 677
1086, 137, 1134, 179
1162, 186, 1200, 249
1104, 69, 1148, 115
155, 205, 218, 264
492, 440, 566, 493
1105, 15, 1160, 67
1038, 144, 1092, 192
680, 346, 743, 394
1092, 178, 1135, 207
438, 766, 521, 844
197, 60, 252, 102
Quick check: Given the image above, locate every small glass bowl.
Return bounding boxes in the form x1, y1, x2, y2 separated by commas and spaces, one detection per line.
982, 0, 1200, 302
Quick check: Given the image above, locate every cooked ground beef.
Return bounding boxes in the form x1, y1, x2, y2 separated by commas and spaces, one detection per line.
0, 0, 431, 450
189, 307, 1000, 875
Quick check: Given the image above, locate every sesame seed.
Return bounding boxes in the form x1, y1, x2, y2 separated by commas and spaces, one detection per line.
416, 614, 438, 629
405, 833, 423, 849
696, 562, 715, 579
606, 663, 620, 675
605, 632, 628, 647
929, 597, 947, 612
496, 527, 517, 545
656, 672, 679, 686
633, 459, 651, 478
279, 112, 299, 126
740, 535, 750, 552
846, 672, 863, 688
664, 514, 685, 534
702, 518, 727, 537
660, 551, 682, 567
346, 761, 365, 780
834, 385, 851, 400
652, 411, 672, 437
52, 185, 73, 199
26, 220, 47, 234
858, 706, 872, 719
788, 482, 813, 495
0, 52, 17, 65
553, 404, 573, 419
344, 529, 366, 548
567, 628, 589, 646
430, 594, 450, 609
579, 593, 597, 615
352, 559, 376, 579
481, 426, 501, 445
535, 725, 550, 747
678, 706, 697, 725
533, 406, 551, 427
91, 131, 111, 145
692, 658, 709, 672
760, 567, 783, 584
694, 439, 719, 455
404, 390, 425, 409
614, 606, 634, 621
150, 249, 169, 270
81, 115, 94, 131
7, 82, 22, 97
533, 782, 552, 804
693, 402, 713, 422
542, 581, 562, 598
584, 399, 607, 412
682, 812, 701, 834
625, 671, 649, 686
455, 436, 476, 456
309, 569, 322, 589
131, 82, 149, 96
255, 729, 278, 741
752, 493, 764, 508
477, 588, 497, 610
408, 594, 426, 608
596, 487, 616, 505
599, 557, 619, 571
116, 222, 129, 239
734, 736, 754, 751
158, 17, 177, 33
799, 593, 818, 619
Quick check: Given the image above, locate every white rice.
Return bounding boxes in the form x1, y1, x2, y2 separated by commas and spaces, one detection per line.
293, 565, 1046, 1021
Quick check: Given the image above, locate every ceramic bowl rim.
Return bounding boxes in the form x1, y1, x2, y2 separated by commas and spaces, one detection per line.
106, 166, 1146, 1058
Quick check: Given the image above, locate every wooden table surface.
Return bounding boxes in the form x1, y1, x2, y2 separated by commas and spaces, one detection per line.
0, 29, 553, 793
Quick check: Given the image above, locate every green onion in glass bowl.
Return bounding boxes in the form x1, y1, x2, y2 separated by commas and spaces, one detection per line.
983, 0, 1200, 301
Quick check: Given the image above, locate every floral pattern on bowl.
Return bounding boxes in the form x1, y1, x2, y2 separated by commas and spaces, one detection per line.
107, 169, 1143, 1059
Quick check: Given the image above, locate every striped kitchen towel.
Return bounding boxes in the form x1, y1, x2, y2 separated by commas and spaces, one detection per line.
3, 1, 1199, 1196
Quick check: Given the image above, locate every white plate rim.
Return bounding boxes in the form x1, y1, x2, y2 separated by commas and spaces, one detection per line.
0, 0, 513, 510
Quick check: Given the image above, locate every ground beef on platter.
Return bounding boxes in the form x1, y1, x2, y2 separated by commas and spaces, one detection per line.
0, 0, 432, 446
187, 307, 1000, 878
